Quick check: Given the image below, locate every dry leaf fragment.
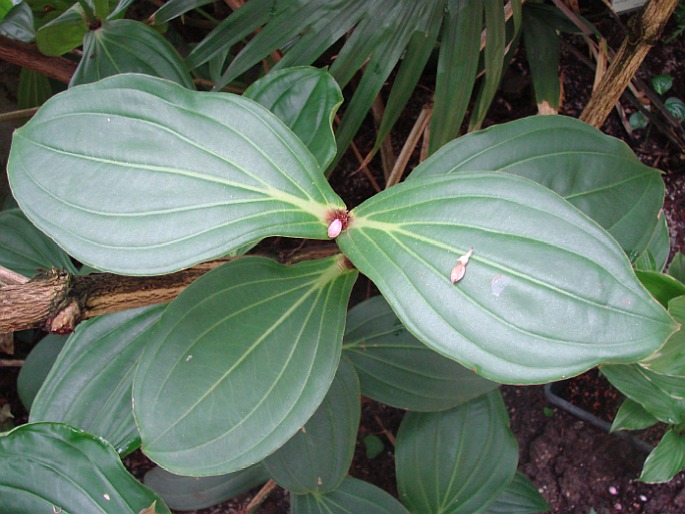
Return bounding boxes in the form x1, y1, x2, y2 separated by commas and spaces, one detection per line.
139, 501, 157, 514
450, 247, 474, 284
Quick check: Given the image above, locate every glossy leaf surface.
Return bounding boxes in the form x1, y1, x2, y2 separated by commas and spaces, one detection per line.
409, 116, 664, 258
396, 390, 518, 513
0, 422, 171, 513
337, 173, 676, 384
144, 464, 269, 511
30, 305, 165, 456
9, 74, 344, 275
244, 67, 342, 170
602, 364, 685, 424
639, 429, 685, 483
133, 256, 358, 475
484, 472, 550, 514
343, 295, 499, 411
640, 295, 685, 377
71, 20, 195, 88
263, 356, 360, 494
17, 334, 67, 410
291, 476, 410, 514
0, 208, 77, 277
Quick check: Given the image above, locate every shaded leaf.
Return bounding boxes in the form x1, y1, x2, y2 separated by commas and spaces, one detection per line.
9, 73, 344, 275
30, 305, 165, 456
602, 364, 685, 424
652, 74, 673, 95
634, 215, 670, 272
396, 390, 518, 513
291, 476, 410, 514
484, 472, 550, 514
144, 464, 269, 511
343, 295, 499, 411
18, 68, 52, 109
410, 116, 665, 259
244, 67, 343, 170
665, 97, 685, 122
0, 2, 34, 43
16, 334, 67, 411
0, 208, 77, 277
263, 356, 360, 494
151, 0, 214, 25
0, 422, 171, 513
70, 20, 195, 88
611, 398, 659, 432
337, 173, 675, 384
637, 270, 685, 307
133, 255, 358, 475
639, 429, 685, 483
670, 252, 685, 282
522, 3, 561, 112
640, 295, 685, 377
36, 2, 87, 56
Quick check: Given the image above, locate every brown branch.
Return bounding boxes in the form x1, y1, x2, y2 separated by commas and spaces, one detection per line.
580, 0, 679, 128
0, 35, 77, 84
0, 247, 341, 335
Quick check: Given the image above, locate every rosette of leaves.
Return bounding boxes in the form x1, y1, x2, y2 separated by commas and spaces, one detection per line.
3, 68, 679, 509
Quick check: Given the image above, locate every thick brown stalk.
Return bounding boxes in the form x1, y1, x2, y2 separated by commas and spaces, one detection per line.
580, 0, 678, 128
0, 246, 341, 335
0, 35, 77, 84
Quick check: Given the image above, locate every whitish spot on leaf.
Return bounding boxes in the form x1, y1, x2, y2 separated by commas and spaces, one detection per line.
490, 274, 512, 297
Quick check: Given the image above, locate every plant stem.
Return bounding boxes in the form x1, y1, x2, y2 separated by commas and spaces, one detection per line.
244, 480, 277, 513
0, 36, 77, 84
0, 360, 24, 367
76, 0, 98, 26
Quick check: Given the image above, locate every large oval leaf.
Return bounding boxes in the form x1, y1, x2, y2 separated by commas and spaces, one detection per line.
30, 305, 165, 455
144, 464, 269, 511
263, 356, 360, 494
133, 255, 358, 475
337, 173, 676, 384
395, 390, 518, 513
70, 19, 195, 88
0, 422, 171, 514
343, 295, 499, 411
244, 67, 343, 170
409, 116, 665, 258
0, 208, 78, 277
9, 73, 345, 275
291, 476, 410, 514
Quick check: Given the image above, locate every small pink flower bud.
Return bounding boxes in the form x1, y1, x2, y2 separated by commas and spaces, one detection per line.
328, 218, 343, 238
450, 247, 474, 284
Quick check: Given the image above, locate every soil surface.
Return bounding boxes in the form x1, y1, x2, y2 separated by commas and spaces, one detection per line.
1, 1, 685, 513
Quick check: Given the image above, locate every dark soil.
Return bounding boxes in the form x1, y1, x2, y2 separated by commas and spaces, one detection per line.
2, 2, 685, 513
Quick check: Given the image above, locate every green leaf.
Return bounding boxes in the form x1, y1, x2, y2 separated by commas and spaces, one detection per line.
263, 356, 360, 494
428, 0, 481, 154
70, 20, 195, 89
343, 295, 499, 411
363, 435, 384, 459
468, 0, 506, 132
30, 305, 165, 456
144, 464, 269, 511
0, 2, 34, 43
36, 3, 87, 56
484, 472, 550, 514
0, 422, 171, 513
0, 208, 78, 277
670, 252, 685, 283
244, 67, 343, 170
523, 4, 561, 112
291, 476, 410, 514
640, 295, 685, 377
665, 97, 685, 122
17, 334, 67, 410
151, 0, 214, 25
410, 116, 665, 259
133, 255, 358, 476
652, 74, 673, 95
634, 214, 670, 272
337, 173, 676, 384
639, 429, 685, 483
396, 390, 518, 513
0, 0, 15, 21
9, 73, 345, 275
611, 398, 659, 432
18, 68, 52, 109
637, 270, 685, 307
602, 364, 685, 425
629, 111, 649, 130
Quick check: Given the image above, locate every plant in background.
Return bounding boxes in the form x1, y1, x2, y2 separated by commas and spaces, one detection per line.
0, 0, 684, 511
630, 73, 685, 131
0, 65, 681, 512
